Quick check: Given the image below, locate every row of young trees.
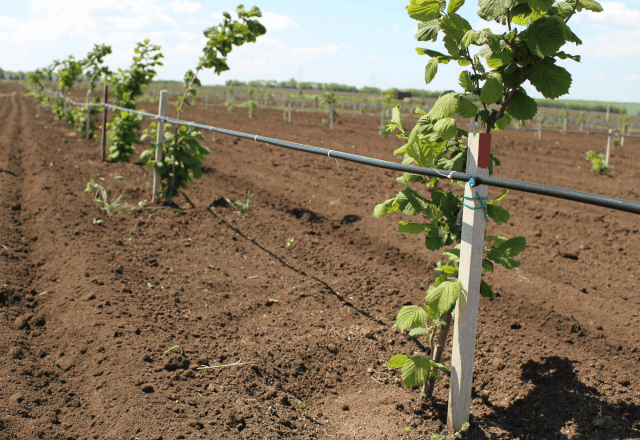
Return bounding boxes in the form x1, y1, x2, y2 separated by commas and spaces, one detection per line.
26, 5, 267, 202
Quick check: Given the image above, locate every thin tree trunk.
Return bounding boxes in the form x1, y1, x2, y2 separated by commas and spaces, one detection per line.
423, 310, 453, 398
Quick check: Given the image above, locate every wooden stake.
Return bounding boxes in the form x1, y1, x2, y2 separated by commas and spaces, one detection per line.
101, 85, 108, 161
563, 118, 567, 133
353, 102, 356, 117
605, 129, 612, 165
580, 121, 583, 133
85, 90, 92, 139
537, 119, 542, 140
288, 102, 292, 123
621, 124, 626, 148
447, 133, 491, 432
153, 90, 167, 204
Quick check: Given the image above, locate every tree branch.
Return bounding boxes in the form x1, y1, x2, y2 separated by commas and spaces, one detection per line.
565, 0, 579, 23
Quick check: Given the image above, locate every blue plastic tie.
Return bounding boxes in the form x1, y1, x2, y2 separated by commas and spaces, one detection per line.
463, 191, 489, 222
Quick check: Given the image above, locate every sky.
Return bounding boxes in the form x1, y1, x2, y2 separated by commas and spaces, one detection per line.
0, 0, 639, 103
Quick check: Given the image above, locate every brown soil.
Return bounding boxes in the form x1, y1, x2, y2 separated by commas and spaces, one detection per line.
1, 81, 640, 440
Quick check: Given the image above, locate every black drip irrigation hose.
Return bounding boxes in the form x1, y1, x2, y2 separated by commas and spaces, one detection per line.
44, 89, 640, 215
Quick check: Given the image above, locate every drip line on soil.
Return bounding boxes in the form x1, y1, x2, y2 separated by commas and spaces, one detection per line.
50, 90, 640, 215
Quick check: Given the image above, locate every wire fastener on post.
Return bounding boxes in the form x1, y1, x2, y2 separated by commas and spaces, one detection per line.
327, 150, 340, 171
463, 191, 489, 222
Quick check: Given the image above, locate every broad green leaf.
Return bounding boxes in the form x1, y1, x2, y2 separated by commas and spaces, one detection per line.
458, 58, 471, 66
424, 279, 463, 314
407, 0, 442, 22
388, 354, 409, 368
398, 221, 432, 234
416, 48, 448, 58
448, 0, 465, 14
494, 113, 512, 131
427, 92, 459, 119
461, 29, 475, 49
527, 0, 554, 14
482, 258, 494, 272
443, 36, 461, 58
373, 198, 398, 218
443, 246, 460, 263
480, 279, 495, 298
525, 16, 568, 57
391, 104, 403, 132
506, 89, 537, 121
486, 50, 514, 68
488, 236, 527, 269
458, 97, 478, 118
409, 327, 431, 337
555, 51, 581, 62
528, 61, 572, 99
394, 305, 429, 331
459, 71, 475, 92
426, 227, 448, 251
426, 304, 440, 320
440, 13, 472, 42
486, 235, 508, 247
480, 73, 503, 105
425, 58, 439, 85
433, 117, 458, 140
436, 263, 458, 275
577, 0, 603, 12
401, 356, 432, 387
415, 19, 440, 42
397, 188, 431, 215
487, 202, 510, 223
477, 0, 511, 20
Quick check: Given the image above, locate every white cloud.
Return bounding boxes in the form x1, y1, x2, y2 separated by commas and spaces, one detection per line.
260, 12, 297, 31
169, 0, 201, 14
621, 74, 639, 80
574, 28, 640, 57
371, 55, 390, 62
574, 1, 640, 27
0, 16, 21, 27
393, 25, 400, 32
585, 72, 605, 80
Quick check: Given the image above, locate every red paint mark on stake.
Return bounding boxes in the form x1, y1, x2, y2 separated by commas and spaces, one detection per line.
477, 133, 491, 168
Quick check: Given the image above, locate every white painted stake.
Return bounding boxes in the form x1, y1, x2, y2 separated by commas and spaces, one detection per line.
288, 102, 292, 123
85, 90, 92, 139
537, 119, 542, 140
447, 133, 491, 432
153, 90, 167, 204
562, 118, 567, 133
621, 124, 626, 148
580, 121, 584, 133
605, 129, 612, 165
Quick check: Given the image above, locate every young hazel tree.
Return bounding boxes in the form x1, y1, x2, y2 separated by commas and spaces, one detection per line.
141, 4, 266, 200
376, 0, 602, 408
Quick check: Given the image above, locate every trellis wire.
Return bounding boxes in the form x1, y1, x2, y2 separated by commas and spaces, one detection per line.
44, 89, 640, 215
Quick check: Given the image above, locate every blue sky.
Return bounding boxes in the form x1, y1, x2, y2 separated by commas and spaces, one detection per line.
1, 0, 638, 102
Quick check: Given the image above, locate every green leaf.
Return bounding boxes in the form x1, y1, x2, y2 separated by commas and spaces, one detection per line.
416, 48, 448, 58
486, 202, 510, 223
488, 236, 527, 269
391, 104, 403, 131
409, 327, 432, 337
482, 258, 494, 272
394, 305, 429, 331
443, 246, 460, 263
494, 113, 512, 131
528, 60, 572, 99
486, 235, 508, 247
480, 280, 495, 298
458, 58, 471, 66
424, 279, 463, 314
433, 117, 458, 140
457, 97, 478, 118
525, 16, 568, 57
401, 356, 432, 387
486, 50, 514, 68
415, 19, 440, 42
427, 92, 459, 119
506, 89, 537, 121
477, 0, 511, 20
448, 0, 465, 14
407, 0, 442, 22
373, 198, 397, 218
388, 354, 409, 368
555, 51, 581, 62
527, 0, 554, 14
440, 13, 472, 42
443, 36, 461, 58
398, 188, 431, 215
480, 73, 503, 105
461, 30, 475, 49
436, 263, 458, 275
398, 221, 432, 234
459, 71, 475, 92
577, 0, 603, 12
425, 58, 439, 85
426, 227, 448, 251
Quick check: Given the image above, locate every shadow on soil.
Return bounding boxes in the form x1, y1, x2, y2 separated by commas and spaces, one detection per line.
474, 356, 639, 439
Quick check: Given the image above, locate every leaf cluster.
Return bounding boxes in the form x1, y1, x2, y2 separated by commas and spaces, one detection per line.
140, 123, 211, 198
585, 150, 611, 174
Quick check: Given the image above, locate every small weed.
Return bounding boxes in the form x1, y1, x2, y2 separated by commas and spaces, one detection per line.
84, 176, 129, 216
296, 399, 311, 409
147, 282, 155, 288
322, 118, 328, 126
93, 218, 102, 225
197, 357, 253, 370
125, 237, 132, 242
161, 345, 184, 358
286, 238, 294, 248
225, 190, 252, 214
431, 422, 469, 440
405, 427, 412, 433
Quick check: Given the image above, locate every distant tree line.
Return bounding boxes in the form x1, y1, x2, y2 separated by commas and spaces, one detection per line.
0, 68, 28, 80
536, 99, 626, 114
